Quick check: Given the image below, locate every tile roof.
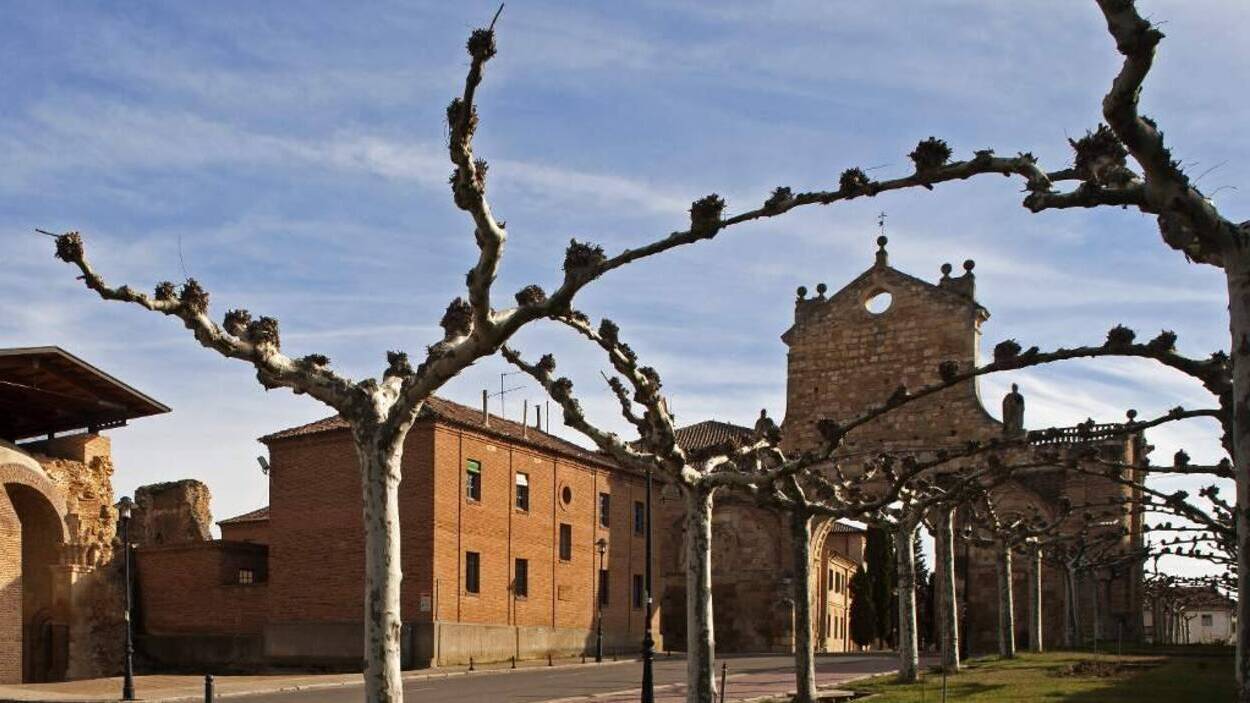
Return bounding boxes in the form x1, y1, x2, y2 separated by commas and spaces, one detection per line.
670, 420, 756, 459
259, 395, 616, 469
218, 506, 269, 525
1177, 586, 1237, 609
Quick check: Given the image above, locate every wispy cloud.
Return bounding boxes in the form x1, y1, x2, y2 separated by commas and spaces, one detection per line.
3, 0, 1246, 562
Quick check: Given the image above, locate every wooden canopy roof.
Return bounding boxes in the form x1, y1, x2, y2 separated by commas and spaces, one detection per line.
0, 346, 170, 442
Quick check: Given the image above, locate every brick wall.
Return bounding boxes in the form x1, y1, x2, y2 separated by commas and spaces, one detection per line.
264, 417, 659, 650
136, 542, 268, 635
220, 521, 269, 545
430, 424, 656, 643
0, 489, 21, 683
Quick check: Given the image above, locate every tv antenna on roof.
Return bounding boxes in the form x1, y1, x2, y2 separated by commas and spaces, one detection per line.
490, 370, 526, 420
877, 211, 887, 235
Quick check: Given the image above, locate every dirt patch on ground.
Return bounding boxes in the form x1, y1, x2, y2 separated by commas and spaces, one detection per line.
1055, 659, 1161, 678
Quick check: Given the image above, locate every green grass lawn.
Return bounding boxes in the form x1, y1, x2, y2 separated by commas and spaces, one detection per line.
848, 650, 1233, 702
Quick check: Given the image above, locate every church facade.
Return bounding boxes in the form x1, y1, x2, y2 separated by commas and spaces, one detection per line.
669, 237, 1146, 655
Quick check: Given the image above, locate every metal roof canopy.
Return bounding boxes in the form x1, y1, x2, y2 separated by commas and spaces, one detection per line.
0, 346, 171, 442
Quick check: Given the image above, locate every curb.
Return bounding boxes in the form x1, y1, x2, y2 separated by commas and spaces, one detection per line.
0, 659, 640, 703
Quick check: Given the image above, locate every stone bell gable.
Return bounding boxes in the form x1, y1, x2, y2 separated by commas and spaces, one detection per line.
780, 236, 999, 455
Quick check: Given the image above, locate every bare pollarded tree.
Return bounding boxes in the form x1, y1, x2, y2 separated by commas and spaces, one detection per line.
40, 1, 1249, 696
960, 487, 1080, 655
43, 11, 1158, 700
502, 314, 941, 703
761, 445, 1028, 696
506, 308, 1218, 699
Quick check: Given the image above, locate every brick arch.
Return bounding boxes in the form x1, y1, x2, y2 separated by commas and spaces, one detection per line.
0, 463, 68, 541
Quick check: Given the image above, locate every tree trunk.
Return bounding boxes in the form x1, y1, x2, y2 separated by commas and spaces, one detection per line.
355, 429, 406, 703
934, 506, 960, 672
1225, 261, 1250, 701
996, 543, 1015, 659
791, 509, 817, 703
894, 520, 919, 683
1090, 577, 1102, 648
1027, 544, 1043, 653
683, 485, 717, 703
1064, 565, 1079, 649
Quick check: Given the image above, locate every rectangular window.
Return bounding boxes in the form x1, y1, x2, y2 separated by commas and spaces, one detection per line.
466, 459, 482, 501
632, 574, 644, 609
515, 473, 530, 511
633, 501, 645, 535
238, 568, 255, 585
599, 492, 611, 528
1202, 614, 1214, 626
514, 558, 528, 598
465, 551, 480, 594
559, 523, 573, 561
599, 569, 610, 606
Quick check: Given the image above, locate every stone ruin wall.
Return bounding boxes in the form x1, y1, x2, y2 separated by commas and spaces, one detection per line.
11, 433, 216, 680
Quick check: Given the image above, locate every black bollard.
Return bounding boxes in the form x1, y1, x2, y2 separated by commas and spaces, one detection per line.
547, 652, 553, 667
204, 674, 215, 703
511, 655, 516, 669
468, 656, 475, 672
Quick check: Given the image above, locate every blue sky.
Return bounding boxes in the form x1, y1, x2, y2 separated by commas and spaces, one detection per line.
3, 1, 1246, 577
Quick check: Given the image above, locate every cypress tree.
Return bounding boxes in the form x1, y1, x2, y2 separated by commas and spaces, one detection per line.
849, 566, 877, 648
865, 526, 897, 646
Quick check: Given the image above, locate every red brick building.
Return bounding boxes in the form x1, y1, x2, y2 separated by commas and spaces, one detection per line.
136, 397, 662, 669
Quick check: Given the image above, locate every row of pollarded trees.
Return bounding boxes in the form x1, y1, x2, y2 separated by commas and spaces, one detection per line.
44, 2, 1249, 701
506, 306, 1224, 701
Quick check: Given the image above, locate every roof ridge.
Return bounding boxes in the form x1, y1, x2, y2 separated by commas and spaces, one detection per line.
258, 394, 616, 469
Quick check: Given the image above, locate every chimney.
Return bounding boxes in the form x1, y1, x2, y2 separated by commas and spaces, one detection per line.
482, 389, 490, 427
522, 400, 529, 439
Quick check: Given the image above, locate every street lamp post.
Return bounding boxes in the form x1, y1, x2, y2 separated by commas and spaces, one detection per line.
596, 538, 607, 663
641, 465, 655, 703
118, 496, 136, 701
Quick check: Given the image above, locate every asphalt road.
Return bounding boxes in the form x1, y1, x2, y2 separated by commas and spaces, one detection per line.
229, 654, 896, 703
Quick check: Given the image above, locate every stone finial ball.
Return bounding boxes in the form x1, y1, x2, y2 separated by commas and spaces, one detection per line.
816, 283, 828, 296
963, 259, 976, 271
796, 286, 808, 298
940, 262, 953, 276
877, 235, 888, 247
1127, 409, 1138, 420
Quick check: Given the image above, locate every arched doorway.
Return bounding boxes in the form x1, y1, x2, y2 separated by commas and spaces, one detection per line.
1, 461, 70, 684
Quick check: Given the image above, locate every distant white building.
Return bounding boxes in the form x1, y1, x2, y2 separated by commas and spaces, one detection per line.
1144, 586, 1237, 645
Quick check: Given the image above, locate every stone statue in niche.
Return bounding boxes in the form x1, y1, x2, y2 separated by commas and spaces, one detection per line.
1002, 383, 1025, 436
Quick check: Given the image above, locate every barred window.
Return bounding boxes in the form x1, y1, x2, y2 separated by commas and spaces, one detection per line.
466, 459, 482, 501
514, 558, 528, 598
515, 473, 530, 511
465, 551, 480, 594
559, 523, 573, 561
